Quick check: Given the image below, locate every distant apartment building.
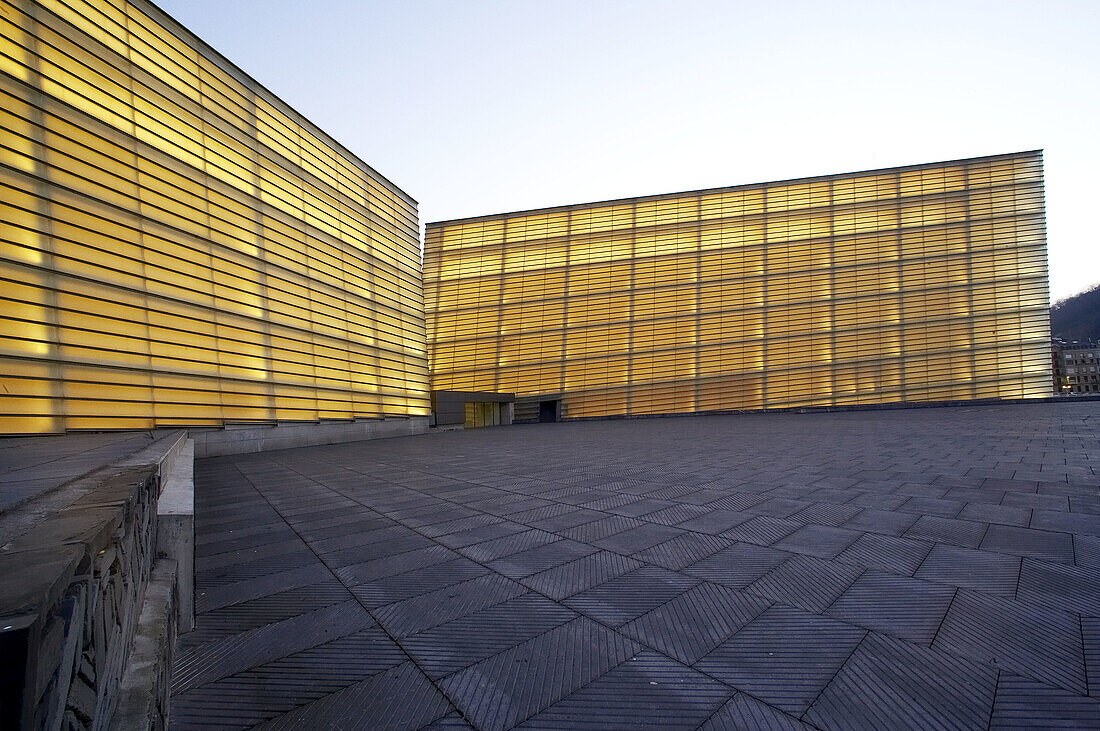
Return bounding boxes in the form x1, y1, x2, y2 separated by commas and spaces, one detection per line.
0, 0, 429, 435
425, 152, 1051, 419
1052, 339, 1100, 394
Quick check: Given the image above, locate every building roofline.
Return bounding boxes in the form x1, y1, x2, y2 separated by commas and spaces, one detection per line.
425, 149, 1043, 228
140, 0, 418, 207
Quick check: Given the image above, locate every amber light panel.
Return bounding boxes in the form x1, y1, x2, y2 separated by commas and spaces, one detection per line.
425, 151, 1050, 419
0, 0, 429, 433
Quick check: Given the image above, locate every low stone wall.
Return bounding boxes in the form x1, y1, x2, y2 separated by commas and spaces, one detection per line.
0, 431, 191, 730
190, 416, 429, 457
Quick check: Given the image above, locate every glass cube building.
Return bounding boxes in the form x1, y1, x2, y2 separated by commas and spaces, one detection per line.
0, 0, 429, 433
425, 152, 1050, 419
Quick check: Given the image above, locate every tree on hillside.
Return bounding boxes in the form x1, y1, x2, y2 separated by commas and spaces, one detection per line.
1051, 283, 1100, 342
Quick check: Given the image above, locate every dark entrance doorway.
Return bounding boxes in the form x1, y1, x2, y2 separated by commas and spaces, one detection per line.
539, 400, 559, 423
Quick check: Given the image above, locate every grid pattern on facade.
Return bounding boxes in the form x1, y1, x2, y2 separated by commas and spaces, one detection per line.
425, 152, 1050, 418
0, 0, 429, 434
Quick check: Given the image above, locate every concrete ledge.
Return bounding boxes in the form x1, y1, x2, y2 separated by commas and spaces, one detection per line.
156, 439, 194, 633
114, 431, 187, 473
0, 432, 183, 549
190, 417, 429, 457
111, 559, 178, 731
0, 467, 159, 728
0, 432, 168, 515
0, 429, 192, 730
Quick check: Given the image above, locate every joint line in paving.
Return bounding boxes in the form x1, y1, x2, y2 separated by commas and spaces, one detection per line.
229, 461, 476, 729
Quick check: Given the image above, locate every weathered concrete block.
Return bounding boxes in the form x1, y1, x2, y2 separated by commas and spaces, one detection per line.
156, 438, 194, 632
110, 559, 178, 731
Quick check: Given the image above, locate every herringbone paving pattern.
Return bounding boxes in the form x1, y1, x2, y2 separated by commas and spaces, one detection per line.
170, 403, 1100, 729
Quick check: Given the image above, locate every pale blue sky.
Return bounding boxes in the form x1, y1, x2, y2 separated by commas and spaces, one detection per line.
157, 0, 1100, 301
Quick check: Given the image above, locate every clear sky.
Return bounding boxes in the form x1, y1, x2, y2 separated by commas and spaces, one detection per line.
157, 0, 1099, 302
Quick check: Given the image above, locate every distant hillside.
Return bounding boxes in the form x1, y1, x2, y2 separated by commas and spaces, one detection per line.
1051, 283, 1100, 342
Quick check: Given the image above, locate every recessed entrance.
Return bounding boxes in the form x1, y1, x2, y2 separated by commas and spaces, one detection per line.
539, 400, 559, 423
464, 401, 502, 428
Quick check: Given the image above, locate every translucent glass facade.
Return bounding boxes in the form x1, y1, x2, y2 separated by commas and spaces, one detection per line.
0, 0, 429, 434
426, 152, 1050, 418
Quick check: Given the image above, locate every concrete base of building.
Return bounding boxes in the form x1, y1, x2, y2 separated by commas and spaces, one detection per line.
190, 417, 429, 458
539, 394, 1100, 423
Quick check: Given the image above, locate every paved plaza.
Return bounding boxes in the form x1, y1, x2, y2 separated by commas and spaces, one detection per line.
170, 403, 1100, 729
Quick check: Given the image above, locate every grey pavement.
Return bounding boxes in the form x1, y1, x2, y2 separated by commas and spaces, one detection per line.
170, 402, 1100, 729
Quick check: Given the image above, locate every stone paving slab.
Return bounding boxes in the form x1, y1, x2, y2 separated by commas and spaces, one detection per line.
172, 403, 1100, 729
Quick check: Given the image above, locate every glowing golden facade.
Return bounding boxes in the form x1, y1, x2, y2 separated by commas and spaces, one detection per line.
0, 0, 429, 433
426, 152, 1050, 418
